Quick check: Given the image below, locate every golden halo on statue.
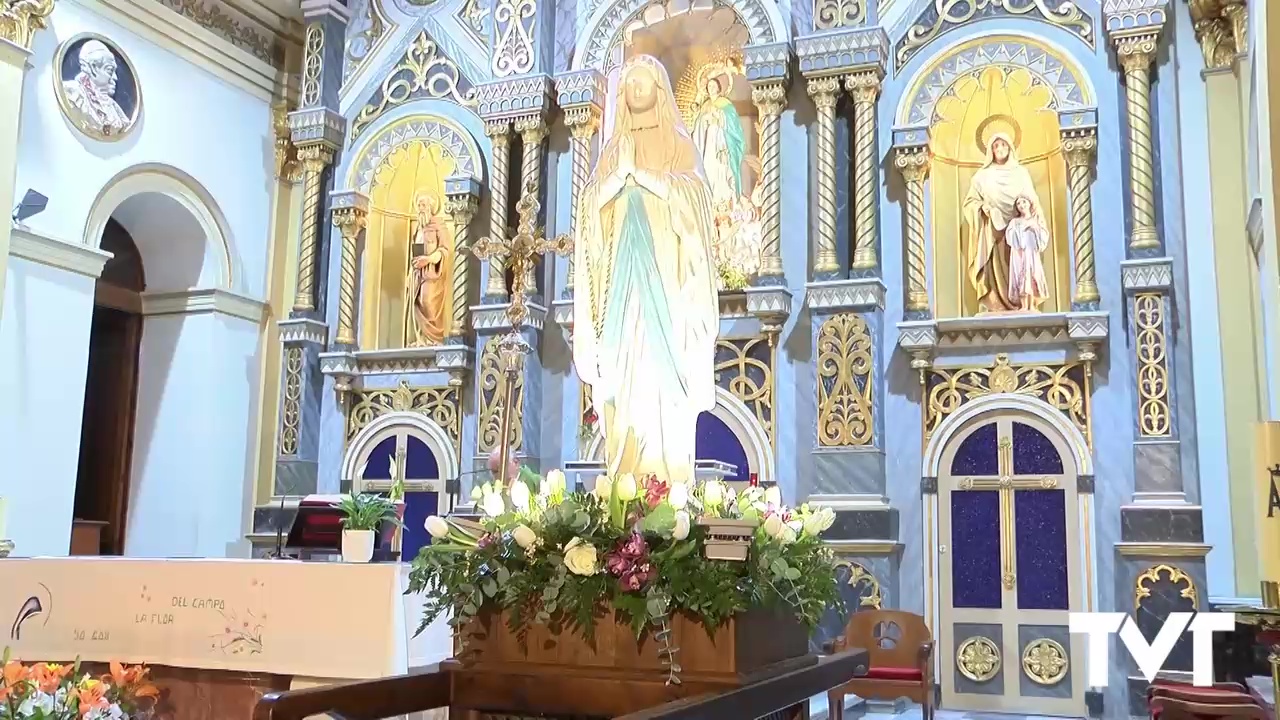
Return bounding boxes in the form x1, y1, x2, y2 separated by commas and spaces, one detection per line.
975, 114, 1023, 157
674, 51, 744, 127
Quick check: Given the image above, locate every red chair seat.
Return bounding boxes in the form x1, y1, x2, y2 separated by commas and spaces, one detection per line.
864, 666, 924, 681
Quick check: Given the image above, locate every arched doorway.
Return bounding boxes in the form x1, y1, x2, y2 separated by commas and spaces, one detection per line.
935, 409, 1086, 716
72, 219, 145, 555
343, 412, 460, 560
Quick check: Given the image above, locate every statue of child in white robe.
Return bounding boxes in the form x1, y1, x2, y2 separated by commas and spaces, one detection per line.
1005, 195, 1051, 312
572, 55, 720, 484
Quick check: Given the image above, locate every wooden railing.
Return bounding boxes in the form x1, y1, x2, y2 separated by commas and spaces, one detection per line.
253, 649, 868, 720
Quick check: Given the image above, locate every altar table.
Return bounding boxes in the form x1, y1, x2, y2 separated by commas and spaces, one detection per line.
0, 558, 451, 717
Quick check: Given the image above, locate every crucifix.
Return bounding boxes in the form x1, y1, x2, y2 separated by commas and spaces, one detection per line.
470, 181, 573, 485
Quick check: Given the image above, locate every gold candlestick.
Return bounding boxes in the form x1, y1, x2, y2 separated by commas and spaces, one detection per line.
470, 182, 573, 484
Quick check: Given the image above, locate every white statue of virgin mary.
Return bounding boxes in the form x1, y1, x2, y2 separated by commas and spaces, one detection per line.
572, 55, 720, 484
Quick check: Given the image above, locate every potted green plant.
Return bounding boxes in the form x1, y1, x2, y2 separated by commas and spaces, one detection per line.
333, 493, 399, 563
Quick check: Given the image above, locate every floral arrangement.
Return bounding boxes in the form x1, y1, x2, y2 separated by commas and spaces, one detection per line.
577, 408, 598, 442
410, 470, 839, 682
0, 652, 158, 720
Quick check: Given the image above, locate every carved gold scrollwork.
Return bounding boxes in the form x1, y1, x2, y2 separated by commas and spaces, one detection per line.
817, 314, 874, 447
1134, 564, 1199, 610
813, 0, 864, 30
1021, 638, 1069, 685
925, 354, 1090, 447
479, 335, 524, 452
351, 31, 472, 140
458, 0, 489, 47
492, 0, 536, 77
715, 337, 775, 447
1134, 293, 1171, 438
346, 380, 462, 453
836, 561, 883, 609
957, 636, 1001, 682
301, 23, 323, 107
272, 103, 301, 183
344, 0, 389, 85
897, 0, 1093, 71
279, 347, 303, 456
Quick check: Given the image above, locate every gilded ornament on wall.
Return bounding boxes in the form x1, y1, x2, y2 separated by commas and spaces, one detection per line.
836, 561, 883, 609
817, 314, 874, 447
344, 0, 390, 85
1134, 564, 1198, 611
479, 335, 524, 453
896, 0, 1093, 71
457, 0, 488, 47
715, 337, 775, 447
301, 23, 323, 107
1134, 293, 1171, 438
813, 0, 865, 30
957, 636, 1001, 682
2, 0, 54, 49
279, 347, 303, 456
926, 354, 1090, 447
1021, 638, 1068, 685
351, 31, 472, 140
346, 380, 462, 452
491, 0, 536, 77
53, 34, 141, 142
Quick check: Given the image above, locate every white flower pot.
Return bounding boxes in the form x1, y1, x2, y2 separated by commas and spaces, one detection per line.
341, 529, 375, 563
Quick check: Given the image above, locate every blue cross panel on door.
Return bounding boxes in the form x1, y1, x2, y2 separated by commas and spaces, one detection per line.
948, 420, 1071, 611
359, 434, 443, 560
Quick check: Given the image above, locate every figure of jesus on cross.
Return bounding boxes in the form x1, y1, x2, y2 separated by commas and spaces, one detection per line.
470, 181, 572, 485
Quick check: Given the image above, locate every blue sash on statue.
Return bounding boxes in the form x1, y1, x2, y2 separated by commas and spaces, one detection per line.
601, 187, 687, 395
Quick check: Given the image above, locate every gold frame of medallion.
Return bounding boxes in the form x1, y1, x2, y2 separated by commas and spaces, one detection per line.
52, 32, 144, 143
935, 411, 1086, 716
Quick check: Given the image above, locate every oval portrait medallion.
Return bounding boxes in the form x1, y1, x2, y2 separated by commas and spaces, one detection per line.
53, 33, 142, 142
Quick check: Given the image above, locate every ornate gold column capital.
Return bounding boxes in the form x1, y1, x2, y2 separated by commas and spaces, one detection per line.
751, 81, 787, 117
563, 105, 601, 137
1113, 31, 1161, 72
330, 190, 370, 347
485, 118, 512, 144
272, 102, 303, 183
894, 146, 930, 183
806, 75, 841, 107
296, 142, 335, 173
515, 113, 548, 146
1188, 0, 1247, 70
1062, 128, 1098, 169
844, 70, 882, 104
1, 0, 54, 50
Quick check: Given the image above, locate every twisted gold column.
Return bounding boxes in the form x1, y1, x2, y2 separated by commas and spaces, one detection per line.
332, 205, 367, 346
895, 146, 930, 313
752, 82, 787, 281
847, 71, 881, 271
1116, 34, 1161, 252
1063, 129, 1100, 305
807, 75, 841, 276
563, 106, 601, 295
516, 115, 547, 294
292, 144, 334, 312
483, 121, 512, 299
446, 194, 479, 338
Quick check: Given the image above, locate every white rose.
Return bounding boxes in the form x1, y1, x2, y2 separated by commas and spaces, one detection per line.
614, 473, 638, 502
424, 515, 449, 539
593, 474, 612, 500
703, 480, 724, 507
762, 513, 784, 539
673, 510, 691, 540
668, 482, 689, 509
512, 524, 538, 550
764, 486, 782, 507
562, 537, 599, 576
481, 491, 505, 517
509, 480, 531, 512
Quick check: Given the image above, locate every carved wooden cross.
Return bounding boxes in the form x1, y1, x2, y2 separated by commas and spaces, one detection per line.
469, 181, 573, 332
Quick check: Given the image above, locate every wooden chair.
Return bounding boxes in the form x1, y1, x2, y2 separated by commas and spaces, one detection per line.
1147, 678, 1271, 720
1151, 696, 1271, 720
826, 610, 933, 720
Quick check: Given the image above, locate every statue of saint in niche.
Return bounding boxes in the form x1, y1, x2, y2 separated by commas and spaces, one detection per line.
963, 132, 1051, 313
404, 191, 451, 346
573, 54, 720, 484
691, 66, 746, 209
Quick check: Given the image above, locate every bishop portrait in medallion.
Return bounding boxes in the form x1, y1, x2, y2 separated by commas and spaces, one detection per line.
573, 55, 720, 484
55, 36, 140, 141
